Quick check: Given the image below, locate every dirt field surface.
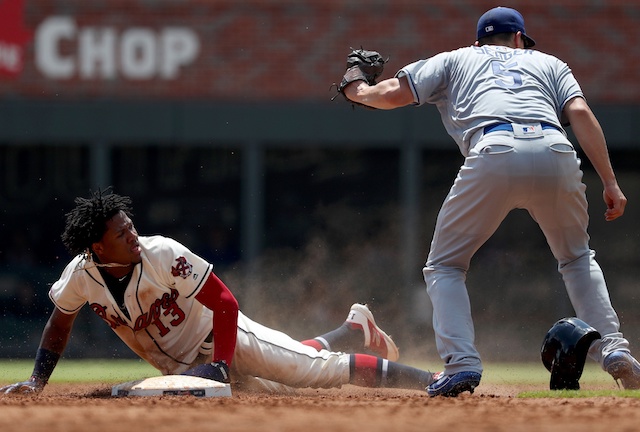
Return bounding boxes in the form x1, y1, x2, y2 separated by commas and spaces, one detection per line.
2, 383, 640, 432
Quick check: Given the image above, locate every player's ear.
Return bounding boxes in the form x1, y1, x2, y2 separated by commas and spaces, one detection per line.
91, 242, 103, 255
515, 31, 524, 48
473, 40, 480, 47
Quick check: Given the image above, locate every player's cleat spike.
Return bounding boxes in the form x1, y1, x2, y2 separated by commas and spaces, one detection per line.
604, 351, 640, 390
426, 371, 481, 397
345, 303, 399, 362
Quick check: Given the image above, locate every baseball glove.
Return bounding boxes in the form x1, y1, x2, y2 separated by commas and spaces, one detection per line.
332, 48, 388, 105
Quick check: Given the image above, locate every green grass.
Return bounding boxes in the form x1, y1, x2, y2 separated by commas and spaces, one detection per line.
413, 361, 613, 385
518, 389, 640, 398
480, 362, 640, 398
482, 362, 613, 385
414, 360, 640, 398
1, 359, 639, 398
0, 359, 157, 384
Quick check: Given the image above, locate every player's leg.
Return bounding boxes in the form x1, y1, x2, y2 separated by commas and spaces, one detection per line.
233, 312, 434, 390
527, 136, 638, 387
233, 311, 350, 389
526, 137, 614, 334
424, 135, 547, 396
424, 138, 516, 377
235, 347, 436, 392
300, 303, 399, 361
233, 354, 435, 393
348, 353, 436, 390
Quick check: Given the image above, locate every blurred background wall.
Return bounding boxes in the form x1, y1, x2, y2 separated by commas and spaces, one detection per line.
1, 0, 639, 364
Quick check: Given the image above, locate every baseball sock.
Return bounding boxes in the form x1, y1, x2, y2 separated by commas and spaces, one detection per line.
300, 323, 362, 353
348, 354, 435, 390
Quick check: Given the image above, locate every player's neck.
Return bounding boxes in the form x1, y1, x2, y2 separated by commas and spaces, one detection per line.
102, 266, 134, 280
92, 253, 135, 279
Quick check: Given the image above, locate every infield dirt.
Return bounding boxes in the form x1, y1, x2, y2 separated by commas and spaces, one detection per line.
1, 383, 639, 432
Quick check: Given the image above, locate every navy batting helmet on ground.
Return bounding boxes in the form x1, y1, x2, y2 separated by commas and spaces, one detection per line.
541, 317, 601, 390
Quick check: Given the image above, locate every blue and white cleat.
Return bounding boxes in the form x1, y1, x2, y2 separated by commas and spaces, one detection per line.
604, 351, 640, 390
426, 371, 481, 397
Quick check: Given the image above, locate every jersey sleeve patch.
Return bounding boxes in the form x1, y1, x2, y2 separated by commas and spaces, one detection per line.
171, 256, 193, 279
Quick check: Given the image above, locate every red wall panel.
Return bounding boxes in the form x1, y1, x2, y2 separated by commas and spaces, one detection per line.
0, 0, 636, 103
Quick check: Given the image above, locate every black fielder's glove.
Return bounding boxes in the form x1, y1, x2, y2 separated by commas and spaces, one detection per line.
332, 48, 388, 106
181, 361, 230, 384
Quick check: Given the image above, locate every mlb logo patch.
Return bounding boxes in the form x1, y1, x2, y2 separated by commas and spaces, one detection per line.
485, 25, 494, 32
512, 122, 543, 139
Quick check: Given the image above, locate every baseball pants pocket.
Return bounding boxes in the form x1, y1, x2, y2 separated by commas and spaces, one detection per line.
477, 144, 514, 154
549, 143, 574, 153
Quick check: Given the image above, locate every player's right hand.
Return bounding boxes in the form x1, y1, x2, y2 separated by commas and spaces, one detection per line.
603, 183, 627, 221
181, 361, 230, 384
1, 377, 45, 395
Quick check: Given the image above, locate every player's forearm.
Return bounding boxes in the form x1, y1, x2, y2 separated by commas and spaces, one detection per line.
211, 287, 238, 365
31, 309, 76, 385
39, 309, 76, 354
344, 78, 412, 110
565, 98, 617, 186
39, 309, 77, 354
39, 326, 72, 354
196, 273, 239, 365
30, 348, 61, 386
211, 325, 236, 366
572, 116, 617, 187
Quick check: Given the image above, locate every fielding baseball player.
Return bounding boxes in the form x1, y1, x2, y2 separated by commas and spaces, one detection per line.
1, 190, 434, 396
335, 6, 640, 396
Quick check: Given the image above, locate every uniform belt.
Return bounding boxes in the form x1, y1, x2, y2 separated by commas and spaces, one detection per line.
484, 122, 560, 134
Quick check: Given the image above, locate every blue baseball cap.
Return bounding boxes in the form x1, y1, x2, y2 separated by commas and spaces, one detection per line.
476, 7, 536, 48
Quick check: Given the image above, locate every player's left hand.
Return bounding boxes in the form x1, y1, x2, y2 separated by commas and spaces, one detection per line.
333, 48, 387, 103
181, 361, 230, 384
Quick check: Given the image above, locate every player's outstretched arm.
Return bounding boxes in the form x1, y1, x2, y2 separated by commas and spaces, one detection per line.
1, 308, 78, 395
343, 75, 415, 110
563, 96, 627, 221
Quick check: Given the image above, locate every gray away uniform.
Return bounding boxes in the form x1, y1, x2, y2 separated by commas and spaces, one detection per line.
397, 44, 628, 375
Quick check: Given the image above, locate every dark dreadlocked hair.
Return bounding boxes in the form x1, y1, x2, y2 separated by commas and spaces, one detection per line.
61, 188, 134, 256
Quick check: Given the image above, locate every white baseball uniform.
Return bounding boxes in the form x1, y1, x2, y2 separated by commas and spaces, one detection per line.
49, 235, 349, 389
396, 45, 629, 375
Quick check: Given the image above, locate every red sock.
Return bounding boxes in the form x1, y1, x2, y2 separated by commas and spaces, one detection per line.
348, 354, 435, 390
349, 354, 382, 387
301, 339, 325, 351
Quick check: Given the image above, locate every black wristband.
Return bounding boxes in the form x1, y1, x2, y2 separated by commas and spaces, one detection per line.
31, 348, 60, 384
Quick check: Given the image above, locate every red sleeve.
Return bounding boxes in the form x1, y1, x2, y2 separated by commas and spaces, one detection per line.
195, 272, 239, 366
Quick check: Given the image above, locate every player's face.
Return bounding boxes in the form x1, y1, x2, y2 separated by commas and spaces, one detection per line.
92, 211, 142, 268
